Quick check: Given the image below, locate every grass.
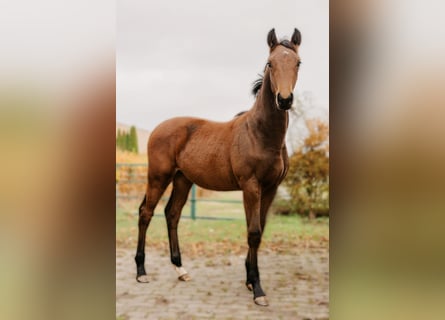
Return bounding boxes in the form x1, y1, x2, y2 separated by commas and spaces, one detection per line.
116, 193, 329, 256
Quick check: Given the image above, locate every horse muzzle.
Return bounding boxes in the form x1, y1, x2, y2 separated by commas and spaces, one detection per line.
276, 92, 293, 111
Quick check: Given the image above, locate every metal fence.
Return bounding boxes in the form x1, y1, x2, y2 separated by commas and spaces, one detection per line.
116, 163, 244, 220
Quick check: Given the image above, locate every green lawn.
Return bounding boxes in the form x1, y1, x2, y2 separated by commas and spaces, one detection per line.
116, 194, 329, 256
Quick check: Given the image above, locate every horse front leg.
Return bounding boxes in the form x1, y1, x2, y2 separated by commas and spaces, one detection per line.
246, 185, 278, 298
242, 178, 268, 306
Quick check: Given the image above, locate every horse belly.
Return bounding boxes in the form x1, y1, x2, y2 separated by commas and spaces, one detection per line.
177, 151, 239, 191
185, 171, 239, 191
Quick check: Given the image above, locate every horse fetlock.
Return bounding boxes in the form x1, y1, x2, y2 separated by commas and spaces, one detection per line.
135, 252, 145, 265
252, 282, 266, 297
247, 274, 260, 288
170, 253, 182, 267
135, 258, 148, 283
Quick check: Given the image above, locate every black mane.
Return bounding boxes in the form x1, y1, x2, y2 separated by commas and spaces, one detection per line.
234, 111, 247, 117
279, 39, 296, 51
252, 75, 263, 97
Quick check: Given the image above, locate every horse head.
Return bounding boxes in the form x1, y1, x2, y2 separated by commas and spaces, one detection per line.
266, 28, 302, 111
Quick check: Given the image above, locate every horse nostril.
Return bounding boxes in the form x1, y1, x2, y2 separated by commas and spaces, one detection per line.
277, 93, 293, 104
276, 92, 293, 110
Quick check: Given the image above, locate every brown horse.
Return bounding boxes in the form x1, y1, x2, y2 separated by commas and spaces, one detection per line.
135, 28, 302, 306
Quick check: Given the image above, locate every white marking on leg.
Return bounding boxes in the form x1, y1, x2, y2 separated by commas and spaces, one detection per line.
175, 266, 188, 277
254, 296, 269, 306
136, 275, 149, 283
174, 266, 191, 281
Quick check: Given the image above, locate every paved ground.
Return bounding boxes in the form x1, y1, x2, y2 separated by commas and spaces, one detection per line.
116, 246, 329, 320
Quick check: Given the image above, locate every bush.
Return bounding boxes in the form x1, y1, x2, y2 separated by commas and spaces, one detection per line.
270, 197, 293, 216
284, 119, 329, 218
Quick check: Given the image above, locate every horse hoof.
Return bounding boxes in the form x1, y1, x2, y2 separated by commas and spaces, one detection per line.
254, 296, 269, 306
175, 266, 191, 281
246, 283, 253, 291
178, 273, 191, 281
136, 275, 149, 283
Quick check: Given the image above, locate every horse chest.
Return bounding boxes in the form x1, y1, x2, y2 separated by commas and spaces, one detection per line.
259, 155, 286, 184
233, 150, 285, 187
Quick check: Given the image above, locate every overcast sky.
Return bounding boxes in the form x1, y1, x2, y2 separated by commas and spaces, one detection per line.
117, 0, 328, 131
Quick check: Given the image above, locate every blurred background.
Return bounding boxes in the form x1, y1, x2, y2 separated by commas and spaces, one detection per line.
1, 0, 445, 319
116, 2, 329, 319
0, 1, 116, 319
331, 0, 445, 319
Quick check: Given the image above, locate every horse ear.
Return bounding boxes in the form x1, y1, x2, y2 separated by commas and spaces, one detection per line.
291, 28, 301, 46
267, 28, 278, 48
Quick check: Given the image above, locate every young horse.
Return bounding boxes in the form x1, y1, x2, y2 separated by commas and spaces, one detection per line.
135, 28, 302, 306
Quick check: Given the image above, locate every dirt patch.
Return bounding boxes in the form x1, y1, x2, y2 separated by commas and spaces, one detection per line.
116, 246, 329, 319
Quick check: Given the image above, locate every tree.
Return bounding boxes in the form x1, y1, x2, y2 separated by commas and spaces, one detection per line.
125, 132, 131, 151
116, 129, 123, 150
129, 126, 138, 153
284, 119, 329, 218
116, 126, 139, 153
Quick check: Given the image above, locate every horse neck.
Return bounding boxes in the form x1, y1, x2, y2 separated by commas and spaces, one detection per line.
249, 71, 289, 148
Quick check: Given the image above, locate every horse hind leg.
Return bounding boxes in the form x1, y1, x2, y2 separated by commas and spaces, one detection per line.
165, 171, 192, 281
135, 174, 171, 283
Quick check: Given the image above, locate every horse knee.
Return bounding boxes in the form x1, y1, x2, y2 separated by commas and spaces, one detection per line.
164, 206, 173, 220
248, 230, 262, 247
139, 207, 153, 226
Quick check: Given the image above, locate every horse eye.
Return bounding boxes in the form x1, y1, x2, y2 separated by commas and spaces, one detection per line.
267, 62, 272, 68
297, 61, 302, 68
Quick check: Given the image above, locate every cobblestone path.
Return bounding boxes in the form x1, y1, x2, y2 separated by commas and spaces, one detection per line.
116, 247, 329, 319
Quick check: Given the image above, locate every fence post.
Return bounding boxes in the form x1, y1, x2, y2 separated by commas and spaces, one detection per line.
190, 184, 197, 220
